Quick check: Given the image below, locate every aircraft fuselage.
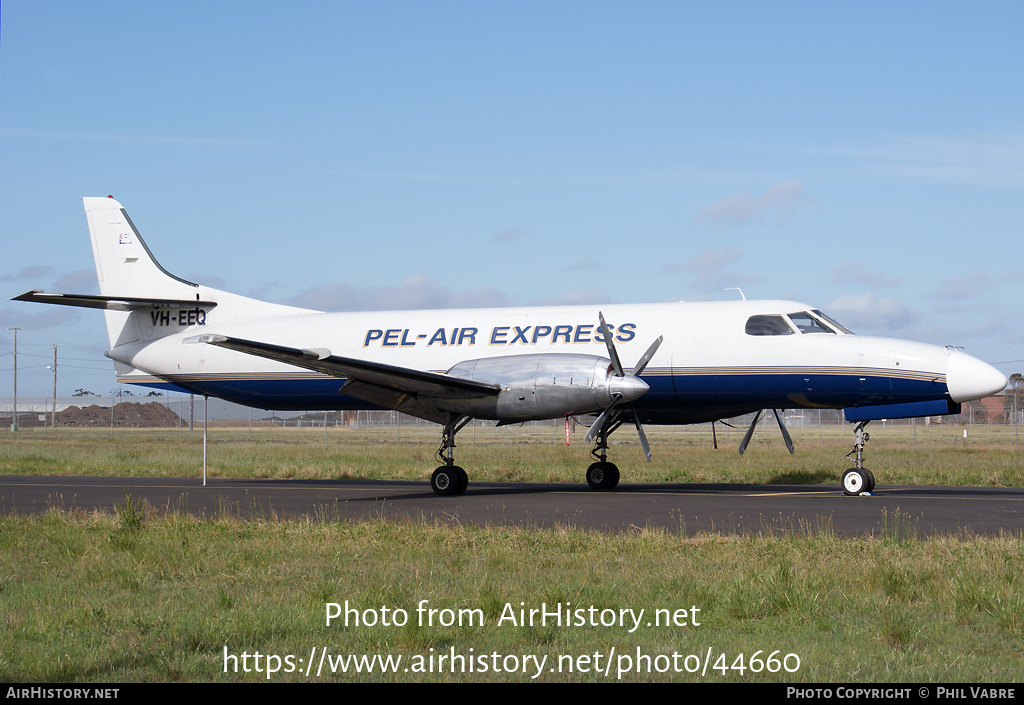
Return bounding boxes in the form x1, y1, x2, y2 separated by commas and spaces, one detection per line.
107, 299, 994, 424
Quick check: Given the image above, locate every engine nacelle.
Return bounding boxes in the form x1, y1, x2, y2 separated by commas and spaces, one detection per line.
428, 353, 648, 421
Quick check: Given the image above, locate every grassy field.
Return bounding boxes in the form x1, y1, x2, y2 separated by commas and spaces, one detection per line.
1, 421, 1022, 487
0, 424, 1022, 682
1, 510, 1022, 682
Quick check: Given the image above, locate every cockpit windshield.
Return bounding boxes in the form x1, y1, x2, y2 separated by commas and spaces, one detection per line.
744, 310, 854, 336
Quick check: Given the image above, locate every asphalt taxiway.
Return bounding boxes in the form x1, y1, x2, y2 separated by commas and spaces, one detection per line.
2, 475, 1022, 536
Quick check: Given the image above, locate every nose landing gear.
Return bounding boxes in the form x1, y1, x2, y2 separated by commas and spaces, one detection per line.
842, 420, 876, 495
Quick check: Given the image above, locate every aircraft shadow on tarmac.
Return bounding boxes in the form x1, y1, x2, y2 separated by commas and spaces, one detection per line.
224, 477, 1024, 503
237, 478, 847, 502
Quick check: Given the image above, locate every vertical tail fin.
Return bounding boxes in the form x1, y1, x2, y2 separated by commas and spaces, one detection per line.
80, 197, 315, 348
17, 197, 317, 350
85, 196, 200, 301
84, 196, 203, 348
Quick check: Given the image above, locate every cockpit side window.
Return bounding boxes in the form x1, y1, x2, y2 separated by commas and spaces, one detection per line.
787, 311, 835, 334
745, 315, 795, 336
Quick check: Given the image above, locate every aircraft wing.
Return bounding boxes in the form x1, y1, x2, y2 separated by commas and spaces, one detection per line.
196, 334, 500, 424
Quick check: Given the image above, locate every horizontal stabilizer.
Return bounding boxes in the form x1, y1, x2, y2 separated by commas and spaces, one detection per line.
13, 290, 217, 312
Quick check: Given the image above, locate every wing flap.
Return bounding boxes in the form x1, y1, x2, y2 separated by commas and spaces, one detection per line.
197, 335, 500, 416
337, 379, 450, 424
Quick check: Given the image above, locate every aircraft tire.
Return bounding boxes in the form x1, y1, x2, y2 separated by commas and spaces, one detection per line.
586, 461, 619, 490
863, 468, 875, 493
431, 466, 464, 496
606, 463, 620, 489
841, 468, 869, 496
454, 466, 469, 495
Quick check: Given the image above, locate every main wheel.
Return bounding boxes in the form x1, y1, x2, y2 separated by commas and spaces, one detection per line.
454, 466, 469, 495
430, 467, 458, 495
841, 468, 869, 496
586, 461, 620, 490
605, 463, 620, 489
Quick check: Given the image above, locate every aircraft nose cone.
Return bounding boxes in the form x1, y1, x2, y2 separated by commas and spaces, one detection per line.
946, 352, 1007, 403
609, 374, 649, 403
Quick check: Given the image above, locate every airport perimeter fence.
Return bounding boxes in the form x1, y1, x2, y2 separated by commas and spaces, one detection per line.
1, 392, 1020, 433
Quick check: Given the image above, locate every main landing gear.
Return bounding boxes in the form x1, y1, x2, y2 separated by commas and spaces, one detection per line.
428, 411, 627, 493
842, 420, 876, 495
586, 425, 620, 490
578, 313, 661, 490
431, 414, 470, 496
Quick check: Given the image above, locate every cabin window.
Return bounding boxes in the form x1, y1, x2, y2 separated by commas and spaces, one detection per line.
745, 315, 794, 336
787, 311, 835, 334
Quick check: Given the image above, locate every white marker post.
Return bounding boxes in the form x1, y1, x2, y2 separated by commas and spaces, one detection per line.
203, 395, 208, 486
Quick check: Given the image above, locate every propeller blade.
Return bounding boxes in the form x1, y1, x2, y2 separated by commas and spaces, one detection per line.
738, 410, 764, 455
585, 393, 621, 444
631, 409, 652, 462
772, 408, 795, 454
631, 335, 664, 377
598, 311, 624, 377
592, 313, 662, 461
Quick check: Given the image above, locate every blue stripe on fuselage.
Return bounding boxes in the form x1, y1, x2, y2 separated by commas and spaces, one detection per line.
123, 369, 949, 418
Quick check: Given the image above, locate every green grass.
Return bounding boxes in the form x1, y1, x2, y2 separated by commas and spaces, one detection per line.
1, 508, 1022, 682
1, 423, 1021, 488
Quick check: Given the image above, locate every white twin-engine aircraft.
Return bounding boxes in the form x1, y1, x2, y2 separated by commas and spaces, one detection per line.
16, 197, 1007, 496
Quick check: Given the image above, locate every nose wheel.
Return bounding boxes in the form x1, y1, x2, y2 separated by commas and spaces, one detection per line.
843, 421, 876, 495
841, 467, 875, 495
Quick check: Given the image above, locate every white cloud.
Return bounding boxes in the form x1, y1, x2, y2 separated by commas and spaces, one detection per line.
492, 228, 530, 244
934, 272, 990, 301
662, 247, 742, 275
185, 273, 228, 290
826, 292, 918, 334
51, 269, 100, 293
1, 265, 54, 283
740, 132, 1024, 191
559, 257, 609, 273
0, 305, 81, 331
661, 247, 753, 292
828, 261, 902, 288
692, 180, 811, 231
531, 289, 611, 306
286, 273, 513, 311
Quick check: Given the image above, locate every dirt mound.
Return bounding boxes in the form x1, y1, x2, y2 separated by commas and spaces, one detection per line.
55, 402, 184, 428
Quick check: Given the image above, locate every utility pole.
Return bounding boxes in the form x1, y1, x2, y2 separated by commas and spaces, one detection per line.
50, 345, 58, 431
7, 328, 22, 431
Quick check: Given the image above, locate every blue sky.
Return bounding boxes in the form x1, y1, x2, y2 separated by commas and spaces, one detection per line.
2, 1, 1022, 398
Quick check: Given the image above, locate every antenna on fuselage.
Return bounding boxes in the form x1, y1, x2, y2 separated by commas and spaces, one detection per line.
725, 288, 746, 301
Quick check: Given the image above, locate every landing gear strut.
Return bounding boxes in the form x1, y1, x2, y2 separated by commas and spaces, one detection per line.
431, 414, 470, 496
842, 420, 876, 495
587, 424, 620, 490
